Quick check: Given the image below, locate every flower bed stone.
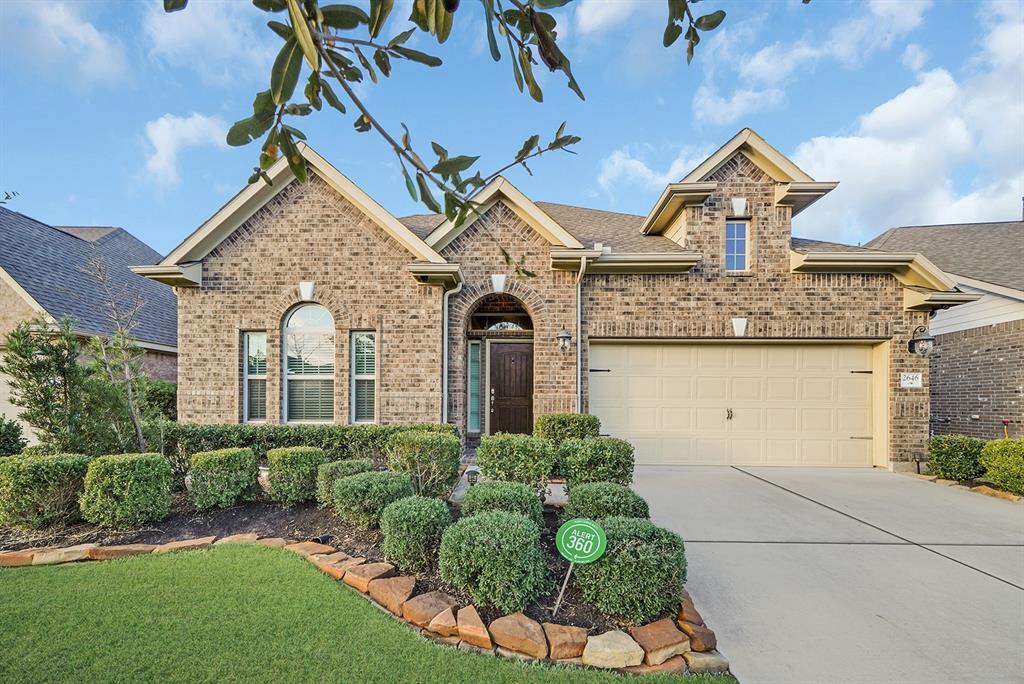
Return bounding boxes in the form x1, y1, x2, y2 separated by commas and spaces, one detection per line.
0, 534, 730, 676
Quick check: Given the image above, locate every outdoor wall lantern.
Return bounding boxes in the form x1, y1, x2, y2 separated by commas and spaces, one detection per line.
908, 325, 935, 356
556, 328, 573, 353
465, 466, 481, 486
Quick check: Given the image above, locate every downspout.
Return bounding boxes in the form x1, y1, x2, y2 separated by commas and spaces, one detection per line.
575, 256, 589, 412
441, 279, 463, 423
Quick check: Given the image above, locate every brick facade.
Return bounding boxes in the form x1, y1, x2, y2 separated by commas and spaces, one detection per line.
142, 350, 177, 383
929, 319, 1024, 439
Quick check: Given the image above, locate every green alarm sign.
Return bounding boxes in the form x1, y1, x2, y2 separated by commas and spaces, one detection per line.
555, 518, 607, 564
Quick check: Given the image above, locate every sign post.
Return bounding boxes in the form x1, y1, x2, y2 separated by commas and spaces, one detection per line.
552, 518, 607, 618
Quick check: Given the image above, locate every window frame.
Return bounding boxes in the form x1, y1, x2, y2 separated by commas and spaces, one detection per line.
242, 331, 267, 424
282, 304, 336, 424
350, 330, 377, 424
467, 340, 482, 434
724, 220, 750, 273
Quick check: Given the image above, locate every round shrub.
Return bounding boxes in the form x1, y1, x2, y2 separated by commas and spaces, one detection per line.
380, 496, 452, 571
564, 482, 649, 521
928, 434, 986, 481
332, 470, 414, 528
80, 453, 173, 529
0, 453, 91, 529
475, 433, 557, 490
267, 446, 330, 505
534, 413, 600, 447
0, 415, 27, 457
386, 430, 461, 498
980, 438, 1024, 494
189, 448, 259, 511
574, 516, 686, 623
460, 480, 543, 529
316, 458, 374, 506
438, 510, 548, 613
561, 437, 635, 487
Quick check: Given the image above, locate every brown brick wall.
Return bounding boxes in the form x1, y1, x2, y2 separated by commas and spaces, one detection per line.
142, 350, 177, 382
930, 319, 1024, 439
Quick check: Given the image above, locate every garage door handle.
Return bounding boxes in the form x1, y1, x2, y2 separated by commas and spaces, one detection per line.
726, 408, 733, 420
589, 368, 611, 373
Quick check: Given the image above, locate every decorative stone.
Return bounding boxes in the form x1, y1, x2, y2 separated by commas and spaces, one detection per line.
555, 657, 583, 667
457, 605, 492, 650
423, 632, 461, 647
630, 618, 689, 665
678, 596, 704, 626
88, 544, 157, 560
427, 607, 459, 636
343, 562, 395, 592
32, 543, 98, 565
154, 536, 217, 554
496, 646, 535, 661
581, 630, 644, 669
620, 655, 689, 675
285, 541, 335, 556
336, 556, 366, 571
368, 575, 416, 615
458, 641, 495, 656
214, 533, 259, 545
678, 621, 717, 652
0, 549, 40, 567
255, 537, 289, 547
313, 551, 350, 564
973, 485, 1021, 502
682, 650, 729, 674
489, 613, 548, 659
543, 622, 588, 660
403, 590, 459, 628
311, 558, 347, 580
935, 479, 957, 486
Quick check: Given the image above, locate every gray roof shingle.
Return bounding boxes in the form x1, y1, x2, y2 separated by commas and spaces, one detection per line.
0, 207, 177, 348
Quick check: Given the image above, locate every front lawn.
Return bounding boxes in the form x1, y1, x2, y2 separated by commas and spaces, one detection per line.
0, 544, 732, 683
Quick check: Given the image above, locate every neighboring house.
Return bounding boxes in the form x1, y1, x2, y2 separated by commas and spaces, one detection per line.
867, 220, 1023, 439
0, 207, 178, 439
138, 129, 974, 471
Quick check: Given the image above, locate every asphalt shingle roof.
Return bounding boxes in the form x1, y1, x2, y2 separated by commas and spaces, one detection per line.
866, 221, 1024, 291
0, 206, 177, 348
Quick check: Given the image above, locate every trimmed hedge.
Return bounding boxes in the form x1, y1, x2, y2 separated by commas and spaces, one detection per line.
564, 482, 649, 521
460, 480, 543, 529
980, 438, 1024, 494
561, 437, 635, 487
380, 496, 452, 571
534, 413, 600, 447
0, 415, 27, 457
386, 430, 461, 498
0, 453, 92, 529
316, 458, 375, 507
189, 448, 259, 511
438, 510, 548, 613
266, 447, 330, 505
476, 433, 557, 490
332, 470, 414, 528
574, 516, 686, 623
79, 453, 173, 528
928, 434, 986, 481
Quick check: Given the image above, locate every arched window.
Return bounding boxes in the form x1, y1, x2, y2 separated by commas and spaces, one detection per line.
283, 304, 335, 422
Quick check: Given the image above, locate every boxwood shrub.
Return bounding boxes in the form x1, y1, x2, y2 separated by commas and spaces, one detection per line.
380, 496, 452, 571
475, 433, 557, 489
980, 438, 1024, 494
928, 434, 986, 481
438, 510, 548, 613
386, 430, 461, 498
189, 448, 259, 511
534, 413, 600, 447
79, 453, 173, 529
561, 437, 635, 487
574, 516, 686, 623
266, 446, 330, 505
563, 481, 649, 521
316, 458, 375, 506
332, 470, 414, 528
0, 415, 27, 457
460, 480, 543, 529
0, 453, 92, 529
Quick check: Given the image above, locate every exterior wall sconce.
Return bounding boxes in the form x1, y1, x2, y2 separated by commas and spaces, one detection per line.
730, 197, 748, 216
556, 328, 573, 352
465, 466, 480, 486
491, 274, 507, 293
908, 325, 935, 356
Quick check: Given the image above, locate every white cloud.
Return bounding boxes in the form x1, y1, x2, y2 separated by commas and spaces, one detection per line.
0, 2, 126, 84
597, 146, 713, 196
574, 0, 644, 35
692, 84, 784, 125
144, 113, 228, 185
902, 44, 928, 72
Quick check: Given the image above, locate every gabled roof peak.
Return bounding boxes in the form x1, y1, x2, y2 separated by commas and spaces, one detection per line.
681, 128, 818, 184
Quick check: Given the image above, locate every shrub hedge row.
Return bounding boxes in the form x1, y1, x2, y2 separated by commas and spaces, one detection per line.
267, 446, 330, 505
460, 480, 544, 529
80, 453, 173, 529
476, 433, 557, 490
385, 430, 461, 498
928, 434, 987, 481
380, 495, 451, 571
331, 470, 414, 528
533, 413, 600, 447
0, 452, 92, 529
316, 458, 375, 506
563, 481, 649, 521
190, 448, 259, 511
560, 437, 635, 487
980, 438, 1024, 494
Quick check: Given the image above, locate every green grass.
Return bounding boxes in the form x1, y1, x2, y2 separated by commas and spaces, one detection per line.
0, 544, 733, 683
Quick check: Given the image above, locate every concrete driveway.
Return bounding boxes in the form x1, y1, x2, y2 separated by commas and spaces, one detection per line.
633, 466, 1024, 684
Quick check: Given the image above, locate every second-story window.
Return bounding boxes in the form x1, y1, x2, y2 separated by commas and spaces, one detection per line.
725, 221, 749, 272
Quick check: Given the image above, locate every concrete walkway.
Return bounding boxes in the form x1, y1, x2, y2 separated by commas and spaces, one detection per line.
633, 466, 1024, 684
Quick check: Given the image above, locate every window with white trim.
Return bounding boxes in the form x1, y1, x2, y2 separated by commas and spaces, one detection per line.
243, 332, 267, 422
467, 340, 481, 433
725, 221, 749, 272
351, 331, 376, 423
283, 304, 335, 422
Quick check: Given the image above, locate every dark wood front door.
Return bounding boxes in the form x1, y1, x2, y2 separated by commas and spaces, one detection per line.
489, 343, 533, 434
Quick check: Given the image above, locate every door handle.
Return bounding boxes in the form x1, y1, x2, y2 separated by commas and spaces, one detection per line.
726, 408, 733, 420
490, 388, 495, 413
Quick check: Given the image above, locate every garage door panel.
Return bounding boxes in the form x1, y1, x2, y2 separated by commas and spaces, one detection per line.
837, 408, 871, 433
766, 347, 799, 369
627, 376, 659, 400
696, 376, 728, 400
767, 439, 800, 465
837, 440, 872, 466
660, 407, 692, 430
731, 439, 764, 463
731, 347, 764, 369
696, 407, 728, 430
661, 377, 693, 401
695, 438, 730, 464
801, 347, 834, 369
801, 407, 834, 432
731, 376, 763, 401
661, 346, 694, 368
766, 377, 798, 400
801, 377, 833, 401
766, 407, 799, 432
730, 408, 763, 432
837, 376, 871, 402
837, 345, 872, 368
628, 346, 659, 368
801, 439, 835, 465
698, 347, 728, 368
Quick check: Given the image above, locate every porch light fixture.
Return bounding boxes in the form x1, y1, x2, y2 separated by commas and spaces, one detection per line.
907, 325, 935, 356
465, 466, 480, 486
556, 328, 573, 353
491, 274, 507, 293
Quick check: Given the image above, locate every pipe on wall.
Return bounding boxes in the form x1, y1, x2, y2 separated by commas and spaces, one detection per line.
575, 256, 589, 412
440, 280, 463, 423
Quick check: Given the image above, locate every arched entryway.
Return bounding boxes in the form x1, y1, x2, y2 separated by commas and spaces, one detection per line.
466, 294, 534, 436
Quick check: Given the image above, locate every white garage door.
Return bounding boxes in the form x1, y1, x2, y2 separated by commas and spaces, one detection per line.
589, 343, 875, 466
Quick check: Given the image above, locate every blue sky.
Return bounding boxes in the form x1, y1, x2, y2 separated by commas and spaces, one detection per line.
1, 0, 1021, 254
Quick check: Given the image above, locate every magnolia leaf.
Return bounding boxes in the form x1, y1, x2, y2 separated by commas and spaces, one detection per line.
482, 0, 501, 61
320, 4, 369, 29
519, 49, 543, 102
278, 130, 308, 182
355, 47, 377, 83
369, 0, 394, 38
515, 134, 540, 161
391, 46, 442, 66
304, 72, 322, 110
400, 122, 412, 149
416, 173, 442, 212
252, 0, 288, 11
533, 0, 571, 8
163, 0, 188, 12
374, 49, 392, 76
388, 28, 415, 47
271, 38, 304, 104
320, 79, 347, 112
401, 163, 418, 201
286, 0, 319, 71
354, 114, 371, 132
431, 155, 478, 177
663, 22, 682, 47
431, 141, 449, 161
267, 20, 292, 40
283, 124, 306, 140
667, 0, 685, 22
694, 10, 726, 31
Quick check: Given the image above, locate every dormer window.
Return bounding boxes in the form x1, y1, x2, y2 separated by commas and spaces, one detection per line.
725, 221, 749, 272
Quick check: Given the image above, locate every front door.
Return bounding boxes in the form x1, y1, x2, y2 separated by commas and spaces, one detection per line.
489, 342, 533, 434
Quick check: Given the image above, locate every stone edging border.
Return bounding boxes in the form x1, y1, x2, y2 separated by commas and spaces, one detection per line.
0, 534, 730, 677
901, 472, 1022, 502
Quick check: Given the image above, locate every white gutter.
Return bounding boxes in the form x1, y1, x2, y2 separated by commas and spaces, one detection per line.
575, 256, 589, 412
440, 279, 463, 423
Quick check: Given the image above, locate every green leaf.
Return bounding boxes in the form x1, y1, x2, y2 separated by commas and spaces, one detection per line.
270, 38, 304, 104
515, 134, 540, 162
416, 173, 442, 213
663, 21, 682, 48
354, 114, 371, 132
227, 117, 261, 147
519, 49, 543, 102
388, 28, 415, 47
482, 0, 501, 61
320, 79, 347, 113
267, 20, 292, 40
400, 123, 412, 149
391, 46, 442, 67
431, 155, 478, 177
667, 0, 685, 22
401, 163, 418, 201
278, 129, 308, 182
368, 0, 394, 38
304, 72, 322, 110
252, 0, 288, 11
355, 47, 377, 83
320, 4, 369, 29
431, 141, 448, 160
286, 0, 319, 71
694, 10, 726, 31
533, 0, 571, 7
283, 124, 306, 140
252, 89, 276, 115
373, 49, 392, 77
163, 0, 187, 12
